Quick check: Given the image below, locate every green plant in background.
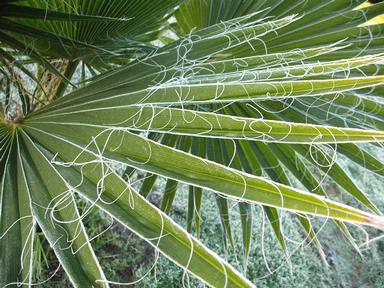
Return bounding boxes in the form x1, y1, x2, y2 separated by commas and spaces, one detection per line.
1, 0, 384, 287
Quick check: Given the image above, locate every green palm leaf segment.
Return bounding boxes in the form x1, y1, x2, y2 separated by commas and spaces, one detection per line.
2, 0, 384, 287
29, 105, 384, 144
20, 122, 384, 229
1, 137, 35, 287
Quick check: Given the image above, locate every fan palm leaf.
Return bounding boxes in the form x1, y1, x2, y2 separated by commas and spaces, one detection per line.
1, 0, 384, 287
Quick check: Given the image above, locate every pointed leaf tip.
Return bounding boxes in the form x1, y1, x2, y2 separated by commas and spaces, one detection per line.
371, 216, 384, 230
